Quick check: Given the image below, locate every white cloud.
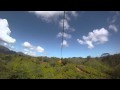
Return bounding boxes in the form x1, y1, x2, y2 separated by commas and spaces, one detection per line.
29, 11, 77, 48
3, 42, 7, 46
77, 39, 94, 49
86, 41, 94, 49
107, 12, 120, 32
61, 40, 69, 47
29, 11, 63, 22
70, 11, 78, 17
107, 11, 120, 24
30, 47, 34, 50
77, 39, 84, 44
9, 45, 15, 50
109, 24, 118, 32
24, 48, 29, 52
57, 32, 72, 39
10, 46, 14, 49
23, 49, 36, 56
59, 19, 75, 32
29, 11, 77, 21
77, 28, 109, 49
56, 13, 76, 47
36, 46, 44, 53
0, 18, 16, 44
22, 42, 32, 48
22, 41, 45, 56
59, 19, 69, 30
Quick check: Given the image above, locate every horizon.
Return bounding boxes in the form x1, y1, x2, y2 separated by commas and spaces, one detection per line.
1, 44, 118, 58
0, 11, 120, 58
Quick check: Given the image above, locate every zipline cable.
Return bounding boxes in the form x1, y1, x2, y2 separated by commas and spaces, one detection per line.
61, 11, 65, 60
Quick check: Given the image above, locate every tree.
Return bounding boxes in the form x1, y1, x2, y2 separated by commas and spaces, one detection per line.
101, 53, 110, 57
87, 56, 91, 60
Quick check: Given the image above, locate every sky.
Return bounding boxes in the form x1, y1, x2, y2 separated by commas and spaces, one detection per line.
0, 11, 120, 58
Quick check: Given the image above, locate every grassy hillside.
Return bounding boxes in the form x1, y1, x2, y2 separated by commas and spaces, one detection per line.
0, 53, 120, 79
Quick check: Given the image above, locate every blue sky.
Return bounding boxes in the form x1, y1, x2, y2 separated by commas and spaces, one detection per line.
0, 11, 120, 58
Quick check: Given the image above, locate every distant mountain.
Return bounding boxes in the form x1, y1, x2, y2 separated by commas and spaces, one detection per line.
0, 45, 16, 54
0, 45, 9, 51
17, 52, 26, 56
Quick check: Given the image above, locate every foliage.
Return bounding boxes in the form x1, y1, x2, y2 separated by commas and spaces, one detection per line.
0, 53, 120, 79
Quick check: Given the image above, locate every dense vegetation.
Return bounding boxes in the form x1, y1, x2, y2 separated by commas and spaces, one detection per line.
0, 53, 120, 79
0, 45, 120, 79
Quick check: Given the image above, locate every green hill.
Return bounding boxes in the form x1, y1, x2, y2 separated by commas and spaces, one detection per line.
0, 45, 16, 54
0, 51, 120, 79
